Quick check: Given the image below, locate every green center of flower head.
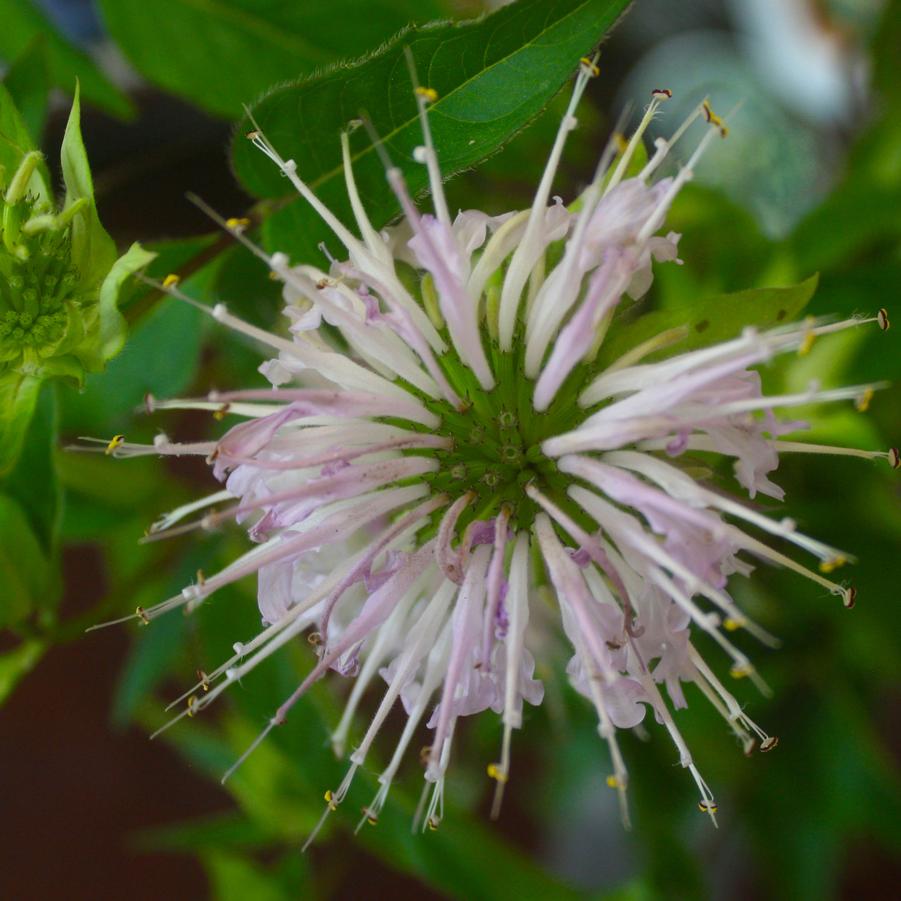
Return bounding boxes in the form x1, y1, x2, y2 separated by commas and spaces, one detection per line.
0, 151, 90, 368
393, 311, 596, 532
0, 231, 80, 347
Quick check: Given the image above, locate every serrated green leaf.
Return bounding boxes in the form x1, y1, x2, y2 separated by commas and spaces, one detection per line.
59, 84, 118, 290
232, 0, 632, 261
2, 36, 50, 143
97, 0, 451, 119
0, 0, 132, 119
596, 274, 820, 369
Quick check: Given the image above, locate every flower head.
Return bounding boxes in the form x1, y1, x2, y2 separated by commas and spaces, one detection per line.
95, 59, 896, 836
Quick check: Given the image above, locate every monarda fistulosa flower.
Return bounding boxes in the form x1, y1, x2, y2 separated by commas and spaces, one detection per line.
91, 58, 896, 838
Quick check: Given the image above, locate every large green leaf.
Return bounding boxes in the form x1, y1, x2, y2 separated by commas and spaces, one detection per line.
0, 0, 132, 119
97, 0, 451, 119
596, 274, 820, 369
231, 0, 632, 261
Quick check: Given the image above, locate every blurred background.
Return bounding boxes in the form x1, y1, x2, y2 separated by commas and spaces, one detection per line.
1, 0, 899, 898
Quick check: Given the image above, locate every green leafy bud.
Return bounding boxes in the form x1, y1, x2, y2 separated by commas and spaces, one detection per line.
0, 83, 155, 473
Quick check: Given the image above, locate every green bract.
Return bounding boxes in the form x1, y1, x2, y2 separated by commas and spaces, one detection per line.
0, 83, 154, 473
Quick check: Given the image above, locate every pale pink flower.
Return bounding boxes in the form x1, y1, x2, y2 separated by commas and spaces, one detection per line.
92, 60, 896, 837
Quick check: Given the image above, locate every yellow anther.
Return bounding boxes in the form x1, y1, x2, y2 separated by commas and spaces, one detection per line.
186, 694, 198, 717
487, 763, 508, 784
245, 130, 260, 141
698, 800, 718, 814
105, 434, 125, 455
415, 86, 438, 103
701, 100, 728, 137
324, 789, 337, 811
162, 273, 180, 289
798, 331, 815, 356
196, 669, 210, 692
651, 88, 673, 100
855, 388, 873, 412
135, 605, 150, 625
225, 217, 250, 232
427, 816, 439, 831
196, 569, 206, 586
819, 555, 847, 574
361, 807, 378, 826
613, 132, 628, 154
759, 736, 779, 752
889, 447, 900, 470
729, 663, 753, 680
877, 307, 890, 331
212, 403, 231, 421
723, 617, 745, 632
579, 56, 600, 77
606, 775, 621, 789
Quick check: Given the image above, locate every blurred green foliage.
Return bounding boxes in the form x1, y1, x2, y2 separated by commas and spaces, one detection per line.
0, 0, 133, 118
1, 0, 899, 899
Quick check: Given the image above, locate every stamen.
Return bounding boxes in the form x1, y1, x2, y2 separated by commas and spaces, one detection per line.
414, 86, 438, 103
798, 316, 816, 355
842, 586, 857, 609
603, 89, 670, 196
579, 54, 601, 78
701, 99, 728, 138
436, 493, 475, 584
498, 56, 594, 349
105, 434, 125, 455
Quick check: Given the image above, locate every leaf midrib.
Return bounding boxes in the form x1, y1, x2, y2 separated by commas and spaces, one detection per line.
245, 0, 614, 197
